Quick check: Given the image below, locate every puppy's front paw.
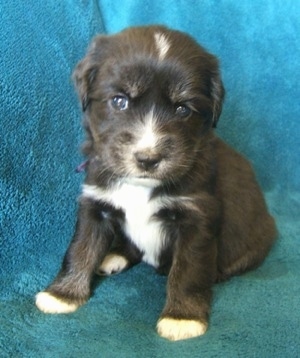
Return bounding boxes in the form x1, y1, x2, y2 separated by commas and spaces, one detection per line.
35, 292, 80, 314
98, 253, 129, 275
157, 318, 207, 341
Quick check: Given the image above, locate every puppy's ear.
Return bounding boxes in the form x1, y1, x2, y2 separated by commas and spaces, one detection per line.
210, 71, 225, 128
72, 36, 108, 111
73, 59, 97, 111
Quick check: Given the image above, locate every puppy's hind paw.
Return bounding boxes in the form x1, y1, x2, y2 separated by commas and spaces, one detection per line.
157, 318, 207, 341
35, 292, 80, 314
97, 253, 129, 276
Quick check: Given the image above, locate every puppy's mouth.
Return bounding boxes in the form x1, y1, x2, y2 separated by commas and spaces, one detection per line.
131, 167, 163, 186
123, 176, 161, 188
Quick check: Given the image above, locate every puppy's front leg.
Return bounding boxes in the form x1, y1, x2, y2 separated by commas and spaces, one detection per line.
36, 199, 114, 314
157, 205, 217, 341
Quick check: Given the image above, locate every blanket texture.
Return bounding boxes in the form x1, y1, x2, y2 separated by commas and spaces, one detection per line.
1, 1, 299, 357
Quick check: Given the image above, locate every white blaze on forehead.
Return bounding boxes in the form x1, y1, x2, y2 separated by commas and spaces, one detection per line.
154, 32, 170, 61
136, 108, 158, 149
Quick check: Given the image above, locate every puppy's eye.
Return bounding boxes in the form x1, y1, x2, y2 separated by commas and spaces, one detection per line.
175, 104, 191, 118
111, 95, 129, 111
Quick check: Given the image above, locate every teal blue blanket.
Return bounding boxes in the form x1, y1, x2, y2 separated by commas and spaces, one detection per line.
1, 1, 299, 356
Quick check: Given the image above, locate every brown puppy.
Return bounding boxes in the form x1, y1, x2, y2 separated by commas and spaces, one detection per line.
36, 26, 276, 341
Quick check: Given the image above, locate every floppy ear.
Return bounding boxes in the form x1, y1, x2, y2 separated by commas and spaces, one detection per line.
72, 36, 108, 111
211, 71, 225, 128
73, 59, 97, 111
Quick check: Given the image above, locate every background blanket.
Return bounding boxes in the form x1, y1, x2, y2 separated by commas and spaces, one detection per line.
1, 1, 299, 356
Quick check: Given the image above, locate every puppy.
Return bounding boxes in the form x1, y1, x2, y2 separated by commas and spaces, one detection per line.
36, 25, 276, 341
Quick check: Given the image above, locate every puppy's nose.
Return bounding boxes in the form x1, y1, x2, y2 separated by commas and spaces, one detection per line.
134, 151, 162, 171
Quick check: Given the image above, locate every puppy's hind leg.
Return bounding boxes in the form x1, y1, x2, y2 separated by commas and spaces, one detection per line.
97, 236, 142, 276
217, 214, 276, 282
98, 254, 130, 275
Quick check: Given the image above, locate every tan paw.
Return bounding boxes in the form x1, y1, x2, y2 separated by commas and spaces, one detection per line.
98, 253, 129, 275
35, 292, 80, 314
157, 317, 207, 341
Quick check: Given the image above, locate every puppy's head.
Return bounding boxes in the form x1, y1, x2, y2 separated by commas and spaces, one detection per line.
73, 26, 224, 184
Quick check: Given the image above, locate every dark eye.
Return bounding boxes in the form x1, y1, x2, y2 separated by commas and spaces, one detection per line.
111, 95, 129, 111
175, 104, 191, 118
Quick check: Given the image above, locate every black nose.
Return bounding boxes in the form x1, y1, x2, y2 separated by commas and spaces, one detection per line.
134, 152, 162, 171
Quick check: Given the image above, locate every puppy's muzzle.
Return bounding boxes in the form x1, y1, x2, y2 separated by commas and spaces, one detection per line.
134, 150, 162, 171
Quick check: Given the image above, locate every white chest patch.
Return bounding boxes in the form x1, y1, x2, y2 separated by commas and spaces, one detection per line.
82, 181, 165, 267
